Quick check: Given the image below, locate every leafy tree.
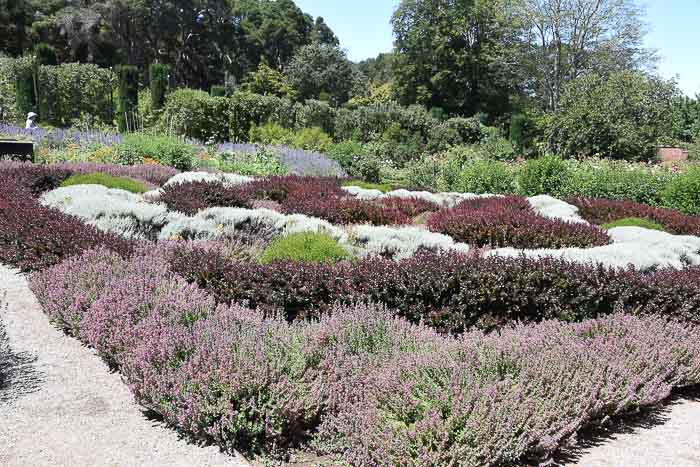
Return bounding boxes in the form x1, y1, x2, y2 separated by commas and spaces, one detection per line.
311, 17, 339, 46
356, 52, 395, 84
391, 0, 521, 118
286, 43, 354, 105
516, 0, 655, 110
243, 61, 296, 98
547, 71, 680, 161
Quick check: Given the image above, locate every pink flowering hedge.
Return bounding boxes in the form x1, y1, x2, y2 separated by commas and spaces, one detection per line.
428, 196, 611, 249
29, 246, 700, 464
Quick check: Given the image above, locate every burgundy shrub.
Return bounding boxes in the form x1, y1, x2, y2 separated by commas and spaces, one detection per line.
376, 196, 441, 218
428, 195, 611, 249
569, 197, 700, 235
0, 180, 135, 272
159, 180, 250, 215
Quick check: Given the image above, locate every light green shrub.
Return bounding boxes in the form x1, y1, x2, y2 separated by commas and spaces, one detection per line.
162, 88, 230, 143
457, 158, 514, 194
259, 232, 350, 264
292, 127, 333, 153
116, 134, 196, 170
60, 172, 149, 194
661, 166, 700, 215
601, 217, 666, 231
516, 154, 572, 196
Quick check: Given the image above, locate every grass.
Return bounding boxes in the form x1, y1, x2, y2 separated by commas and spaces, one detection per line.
341, 180, 397, 193
259, 232, 350, 264
60, 172, 149, 194
601, 217, 666, 231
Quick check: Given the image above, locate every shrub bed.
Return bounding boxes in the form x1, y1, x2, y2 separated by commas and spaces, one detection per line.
569, 197, 700, 236
427, 196, 611, 249
28, 247, 700, 464
61, 173, 149, 194
0, 179, 135, 272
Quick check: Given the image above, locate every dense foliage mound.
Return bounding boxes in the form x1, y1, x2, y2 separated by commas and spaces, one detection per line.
61, 172, 149, 194
428, 196, 610, 249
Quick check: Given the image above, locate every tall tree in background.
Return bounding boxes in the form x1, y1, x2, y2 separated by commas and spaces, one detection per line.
391, 0, 522, 117
311, 17, 339, 46
516, 0, 655, 110
286, 43, 355, 105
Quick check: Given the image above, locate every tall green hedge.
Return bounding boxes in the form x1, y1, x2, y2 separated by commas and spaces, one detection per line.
149, 63, 169, 111
117, 65, 139, 132
34, 43, 58, 66
37, 63, 114, 126
14, 59, 36, 117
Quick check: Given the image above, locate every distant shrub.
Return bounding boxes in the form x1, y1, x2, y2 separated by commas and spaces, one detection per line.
456, 158, 514, 194
560, 160, 670, 206
662, 167, 700, 215
249, 122, 294, 147
116, 65, 139, 132
162, 88, 230, 142
601, 217, 666, 231
259, 232, 349, 264
61, 172, 149, 194
116, 134, 196, 170
200, 147, 288, 177
34, 43, 58, 66
149, 63, 169, 111
292, 127, 333, 153
516, 154, 571, 196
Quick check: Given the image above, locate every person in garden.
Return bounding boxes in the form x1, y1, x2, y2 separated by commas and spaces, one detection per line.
25, 112, 39, 129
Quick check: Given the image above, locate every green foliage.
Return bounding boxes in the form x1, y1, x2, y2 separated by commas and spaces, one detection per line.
37, 63, 114, 126
196, 147, 288, 176
60, 172, 148, 194
149, 63, 169, 111
516, 154, 571, 196
456, 158, 514, 194
259, 232, 350, 264
229, 91, 299, 142
14, 58, 36, 116
116, 134, 196, 170
328, 140, 367, 176
34, 43, 58, 66
548, 72, 680, 161
243, 61, 296, 98
391, 0, 518, 116
249, 123, 333, 153
662, 167, 700, 215
340, 180, 397, 193
559, 160, 671, 206
286, 43, 355, 105
162, 88, 230, 143
116, 65, 139, 132
210, 85, 226, 97
601, 217, 666, 231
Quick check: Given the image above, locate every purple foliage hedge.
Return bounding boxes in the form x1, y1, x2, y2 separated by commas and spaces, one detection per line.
569, 197, 700, 235
168, 245, 700, 332
160, 176, 412, 225
0, 171, 135, 272
428, 196, 611, 249
29, 247, 700, 464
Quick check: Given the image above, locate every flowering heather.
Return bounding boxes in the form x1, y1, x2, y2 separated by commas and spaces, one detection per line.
0, 161, 72, 195
569, 197, 700, 236
159, 180, 250, 215
26, 254, 700, 463
376, 196, 441, 218
0, 124, 122, 149
428, 195, 611, 249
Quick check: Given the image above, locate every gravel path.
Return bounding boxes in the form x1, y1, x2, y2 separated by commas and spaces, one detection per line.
561, 394, 700, 467
0, 265, 251, 467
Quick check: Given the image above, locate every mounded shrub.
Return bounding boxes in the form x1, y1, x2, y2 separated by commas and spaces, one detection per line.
427, 196, 610, 249
569, 197, 700, 236
116, 134, 196, 170
259, 232, 350, 264
662, 166, 700, 215
516, 154, 571, 196
159, 180, 250, 215
601, 217, 666, 231
162, 88, 230, 142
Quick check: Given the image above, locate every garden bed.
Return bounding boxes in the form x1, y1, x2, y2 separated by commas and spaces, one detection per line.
3, 161, 700, 465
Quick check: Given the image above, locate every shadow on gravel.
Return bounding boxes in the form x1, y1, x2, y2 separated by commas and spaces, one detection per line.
0, 311, 43, 405
544, 385, 700, 466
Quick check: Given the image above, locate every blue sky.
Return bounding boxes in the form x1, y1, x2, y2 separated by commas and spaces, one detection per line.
295, 0, 699, 96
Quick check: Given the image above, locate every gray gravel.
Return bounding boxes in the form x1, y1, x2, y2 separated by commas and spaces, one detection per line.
563, 395, 700, 467
0, 265, 251, 467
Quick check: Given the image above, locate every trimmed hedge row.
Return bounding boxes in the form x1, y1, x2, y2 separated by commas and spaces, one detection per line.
168, 246, 700, 333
